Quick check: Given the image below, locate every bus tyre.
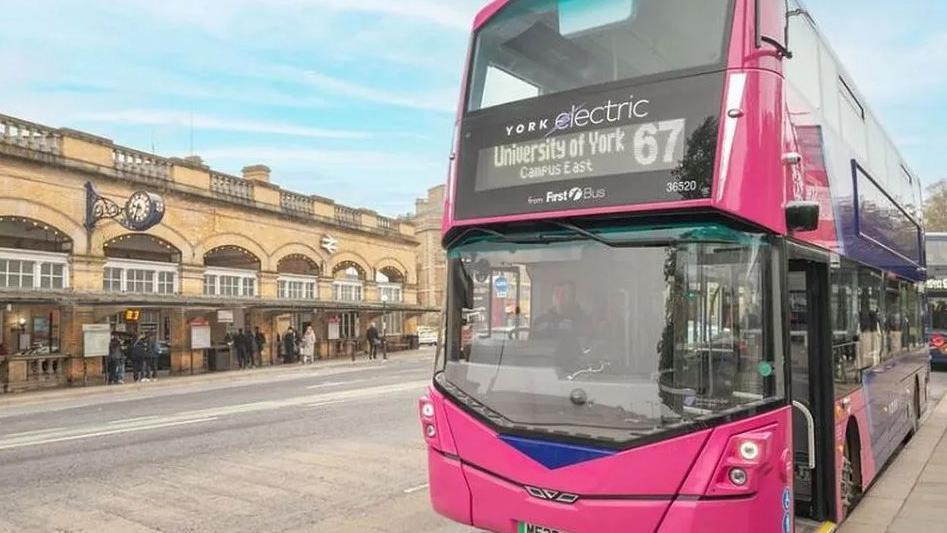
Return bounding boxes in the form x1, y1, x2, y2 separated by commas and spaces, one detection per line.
841, 435, 862, 515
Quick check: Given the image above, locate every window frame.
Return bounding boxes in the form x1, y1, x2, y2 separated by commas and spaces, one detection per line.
104, 258, 178, 295
203, 267, 258, 298
0, 248, 70, 290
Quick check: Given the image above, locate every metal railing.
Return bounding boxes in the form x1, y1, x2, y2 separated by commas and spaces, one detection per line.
0, 114, 61, 154
211, 172, 254, 202
281, 191, 314, 215
113, 146, 171, 180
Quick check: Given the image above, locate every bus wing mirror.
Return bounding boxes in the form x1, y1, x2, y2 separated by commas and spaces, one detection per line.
786, 201, 819, 232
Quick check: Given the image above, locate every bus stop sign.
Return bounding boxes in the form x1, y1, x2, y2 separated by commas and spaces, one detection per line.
495, 276, 509, 298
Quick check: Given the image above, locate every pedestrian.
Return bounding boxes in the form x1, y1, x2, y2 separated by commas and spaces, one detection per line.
367, 322, 380, 360
301, 325, 316, 364
108, 336, 124, 384
235, 328, 248, 369
147, 334, 160, 381
254, 327, 266, 367
131, 334, 148, 382
243, 329, 256, 368
283, 327, 298, 364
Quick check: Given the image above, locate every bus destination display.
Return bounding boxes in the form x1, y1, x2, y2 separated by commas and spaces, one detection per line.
476, 118, 686, 192
453, 73, 725, 220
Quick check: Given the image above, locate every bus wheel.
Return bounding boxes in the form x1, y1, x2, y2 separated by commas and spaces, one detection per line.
841, 432, 862, 515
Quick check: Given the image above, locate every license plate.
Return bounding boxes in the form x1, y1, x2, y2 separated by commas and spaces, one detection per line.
518, 522, 564, 533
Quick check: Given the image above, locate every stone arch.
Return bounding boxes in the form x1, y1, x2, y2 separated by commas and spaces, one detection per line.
277, 253, 321, 276
103, 233, 183, 263
270, 242, 328, 273
0, 214, 75, 253
93, 220, 195, 263
0, 197, 85, 254
195, 233, 269, 270
203, 245, 262, 270
332, 260, 367, 280
329, 252, 371, 280
373, 257, 409, 283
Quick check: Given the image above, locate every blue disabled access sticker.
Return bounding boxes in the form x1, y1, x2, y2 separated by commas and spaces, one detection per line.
782, 487, 792, 511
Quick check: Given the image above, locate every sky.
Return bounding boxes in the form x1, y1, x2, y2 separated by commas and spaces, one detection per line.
0, 0, 943, 216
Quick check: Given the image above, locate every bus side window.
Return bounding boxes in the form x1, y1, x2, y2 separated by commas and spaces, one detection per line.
857, 268, 884, 368
884, 278, 902, 360
830, 262, 859, 388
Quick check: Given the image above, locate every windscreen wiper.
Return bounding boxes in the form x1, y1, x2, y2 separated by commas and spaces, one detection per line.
445, 225, 579, 249
549, 221, 740, 247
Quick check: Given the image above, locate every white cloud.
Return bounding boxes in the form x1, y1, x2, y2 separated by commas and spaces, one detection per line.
72, 110, 371, 140
200, 146, 442, 171
122, 0, 475, 33
297, 70, 457, 113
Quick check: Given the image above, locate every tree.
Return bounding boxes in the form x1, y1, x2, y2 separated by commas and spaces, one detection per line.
924, 180, 947, 232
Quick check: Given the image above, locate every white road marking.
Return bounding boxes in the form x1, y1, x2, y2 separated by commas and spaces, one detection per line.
0, 417, 219, 451
306, 379, 367, 389
403, 483, 429, 494
108, 415, 160, 425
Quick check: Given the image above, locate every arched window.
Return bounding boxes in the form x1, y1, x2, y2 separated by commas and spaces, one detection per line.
0, 216, 72, 291
277, 254, 320, 300
376, 267, 404, 335
203, 246, 260, 298
103, 234, 181, 294
332, 261, 365, 302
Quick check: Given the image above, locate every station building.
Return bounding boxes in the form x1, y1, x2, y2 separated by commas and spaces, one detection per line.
411, 185, 446, 327
0, 112, 434, 392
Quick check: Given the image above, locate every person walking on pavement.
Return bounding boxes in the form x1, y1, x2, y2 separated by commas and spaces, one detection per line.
301, 325, 316, 364
108, 336, 124, 384
145, 333, 160, 381
283, 327, 299, 364
242, 329, 256, 368
235, 328, 248, 369
367, 322, 381, 361
254, 327, 266, 367
131, 334, 149, 382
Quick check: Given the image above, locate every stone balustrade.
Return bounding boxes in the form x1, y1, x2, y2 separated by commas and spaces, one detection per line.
211, 172, 254, 202
1, 353, 70, 393
281, 191, 314, 215
334, 205, 361, 228
113, 146, 171, 180
0, 114, 62, 154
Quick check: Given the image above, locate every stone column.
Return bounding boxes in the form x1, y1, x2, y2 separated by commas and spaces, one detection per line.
61, 306, 103, 385
180, 264, 205, 296
259, 271, 278, 300
168, 308, 193, 375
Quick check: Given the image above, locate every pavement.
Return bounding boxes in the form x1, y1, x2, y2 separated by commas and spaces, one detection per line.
840, 371, 947, 533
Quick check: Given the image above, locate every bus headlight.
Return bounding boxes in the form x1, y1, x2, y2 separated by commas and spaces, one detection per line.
729, 468, 748, 486
421, 402, 435, 418
739, 440, 760, 461
425, 424, 437, 438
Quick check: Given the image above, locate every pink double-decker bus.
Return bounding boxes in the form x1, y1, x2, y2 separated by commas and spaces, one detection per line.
419, 1, 930, 531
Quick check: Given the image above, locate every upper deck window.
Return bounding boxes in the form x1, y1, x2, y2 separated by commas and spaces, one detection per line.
467, 0, 732, 112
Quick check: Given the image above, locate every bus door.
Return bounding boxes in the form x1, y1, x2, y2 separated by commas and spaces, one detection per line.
788, 258, 836, 522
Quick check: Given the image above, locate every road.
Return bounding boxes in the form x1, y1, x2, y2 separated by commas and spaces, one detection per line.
0, 352, 944, 533
0, 350, 462, 533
